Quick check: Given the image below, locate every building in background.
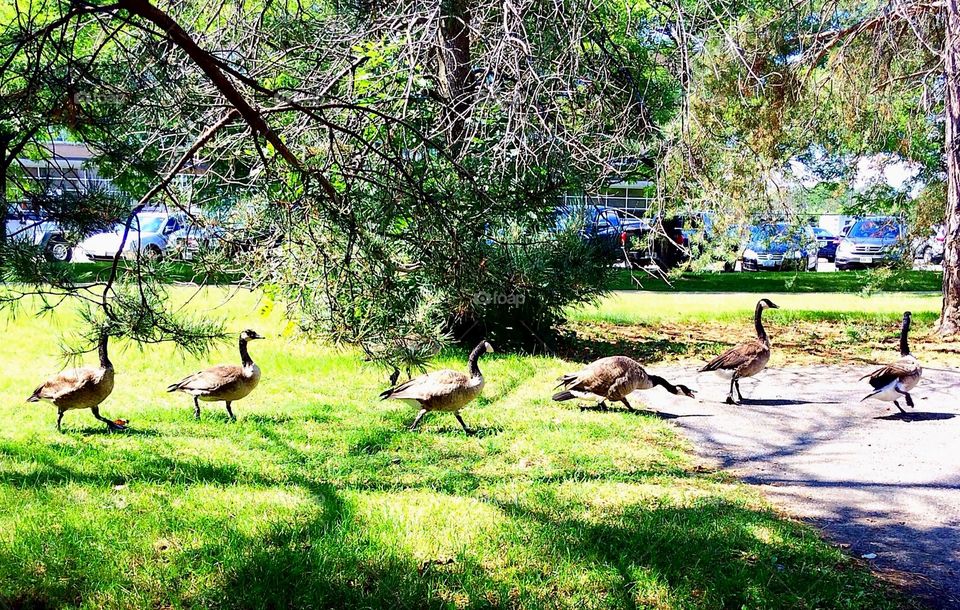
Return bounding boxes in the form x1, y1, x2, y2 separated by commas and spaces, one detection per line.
16, 137, 123, 197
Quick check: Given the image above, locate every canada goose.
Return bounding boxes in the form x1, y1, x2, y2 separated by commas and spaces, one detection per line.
860, 311, 921, 413
379, 340, 494, 435
27, 329, 126, 432
167, 329, 264, 420
700, 298, 779, 404
552, 356, 696, 411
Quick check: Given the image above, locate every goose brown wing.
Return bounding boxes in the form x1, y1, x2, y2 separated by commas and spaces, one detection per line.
560, 356, 639, 396
700, 340, 766, 372
382, 369, 469, 401
34, 367, 100, 400
172, 365, 243, 393
861, 360, 920, 390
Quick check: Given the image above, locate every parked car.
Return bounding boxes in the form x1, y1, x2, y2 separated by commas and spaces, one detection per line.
741, 223, 818, 271
834, 217, 907, 271
554, 204, 625, 243
167, 225, 225, 260
811, 226, 839, 262
627, 212, 725, 270
3, 205, 74, 262
913, 224, 945, 265
76, 211, 188, 262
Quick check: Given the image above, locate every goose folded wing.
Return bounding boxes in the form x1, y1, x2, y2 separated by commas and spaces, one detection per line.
701, 341, 765, 372
561, 358, 637, 393
36, 368, 99, 400
384, 369, 469, 400
175, 365, 243, 393
565, 366, 622, 395
861, 361, 919, 389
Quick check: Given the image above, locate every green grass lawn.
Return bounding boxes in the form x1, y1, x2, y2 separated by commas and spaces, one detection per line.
571, 292, 943, 325
609, 269, 943, 293
0, 289, 914, 609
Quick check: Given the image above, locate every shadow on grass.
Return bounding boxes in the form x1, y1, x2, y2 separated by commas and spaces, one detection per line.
0, 406, 922, 609
155, 493, 912, 610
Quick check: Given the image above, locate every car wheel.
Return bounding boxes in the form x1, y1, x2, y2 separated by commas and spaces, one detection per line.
144, 245, 163, 261
45, 239, 72, 262
836, 264, 848, 271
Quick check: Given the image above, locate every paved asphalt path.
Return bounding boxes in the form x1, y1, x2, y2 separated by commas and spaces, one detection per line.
637, 365, 960, 609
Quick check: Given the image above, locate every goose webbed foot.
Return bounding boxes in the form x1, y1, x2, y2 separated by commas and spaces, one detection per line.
92, 407, 126, 431
193, 396, 201, 420
905, 393, 915, 408
454, 412, 473, 436
56, 409, 65, 432
894, 400, 907, 414
620, 399, 636, 412
225, 402, 236, 421
725, 395, 741, 405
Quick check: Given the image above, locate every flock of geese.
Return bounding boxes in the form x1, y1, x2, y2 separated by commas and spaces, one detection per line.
26, 299, 922, 433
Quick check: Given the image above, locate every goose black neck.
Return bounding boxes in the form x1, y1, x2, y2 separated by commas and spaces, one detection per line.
900, 316, 911, 356
239, 338, 254, 367
98, 331, 112, 369
649, 374, 678, 395
754, 302, 769, 345
468, 342, 485, 378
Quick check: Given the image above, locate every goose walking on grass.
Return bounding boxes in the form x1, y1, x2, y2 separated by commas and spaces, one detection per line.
27, 329, 126, 432
379, 340, 494, 435
700, 298, 779, 404
552, 356, 696, 411
167, 329, 264, 420
860, 311, 921, 413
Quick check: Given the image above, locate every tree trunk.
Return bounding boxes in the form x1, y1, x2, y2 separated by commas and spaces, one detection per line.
438, 0, 473, 155
939, 0, 960, 337
0, 134, 8, 258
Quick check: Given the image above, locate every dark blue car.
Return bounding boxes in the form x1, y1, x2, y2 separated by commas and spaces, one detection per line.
812, 227, 839, 262
741, 223, 818, 272
554, 204, 625, 242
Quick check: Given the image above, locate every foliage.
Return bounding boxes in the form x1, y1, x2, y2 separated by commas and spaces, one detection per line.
0, 0, 678, 363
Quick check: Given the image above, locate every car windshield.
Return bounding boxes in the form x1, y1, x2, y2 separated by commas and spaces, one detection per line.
750, 223, 790, 240
848, 219, 900, 239
133, 215, 167, 233
812, 227, 832, 238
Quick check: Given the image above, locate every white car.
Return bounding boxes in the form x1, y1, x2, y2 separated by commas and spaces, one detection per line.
76, 211, 187, 262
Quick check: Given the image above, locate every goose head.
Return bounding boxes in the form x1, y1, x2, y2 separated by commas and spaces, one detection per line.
758, 298, 780, 310
482, 340, 495, 354
240, 329, 265, 342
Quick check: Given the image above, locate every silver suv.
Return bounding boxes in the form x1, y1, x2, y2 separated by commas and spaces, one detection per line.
3, 206, 73, 262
